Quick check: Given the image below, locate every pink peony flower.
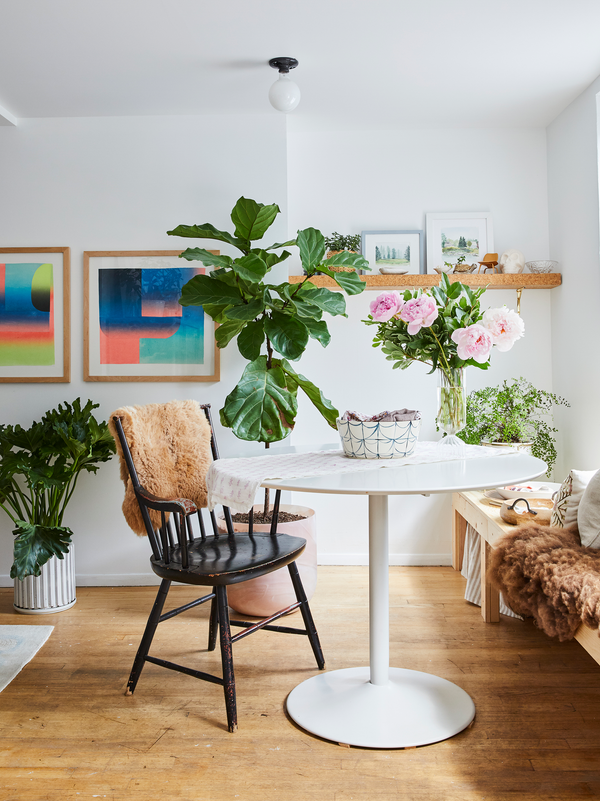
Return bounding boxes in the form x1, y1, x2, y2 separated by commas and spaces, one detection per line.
399, 295, 438, 334
369, 291, 404, 322
481, 306, 525, 352
451, 324, 494, 363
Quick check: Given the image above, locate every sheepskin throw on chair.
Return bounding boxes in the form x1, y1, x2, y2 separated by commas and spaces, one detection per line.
109, 400, 212, 535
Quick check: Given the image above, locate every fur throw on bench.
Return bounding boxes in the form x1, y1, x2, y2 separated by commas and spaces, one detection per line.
489, 523, 600, 641
109, 400, 212, 536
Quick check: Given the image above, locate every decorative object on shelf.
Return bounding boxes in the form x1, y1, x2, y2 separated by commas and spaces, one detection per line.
0, 399, 115, 612
336, 409, 421, 459
364, 274, 524, 450
268, 57, 300, 113
0, 247, 70, 383
84, 250, 220, 382
477, 253, 499, 273
526, 259, 559, 273
457, 377, 570, 476
426, 212, 493, 274
324, 232, 361, 272
168, 196, 369, 517
499, 249, 525, 274
362, 230, 424, 275
434, 265, 454, 274
452, 255, 477, 273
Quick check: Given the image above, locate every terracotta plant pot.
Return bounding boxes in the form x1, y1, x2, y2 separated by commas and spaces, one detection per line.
218, 504, 317, 617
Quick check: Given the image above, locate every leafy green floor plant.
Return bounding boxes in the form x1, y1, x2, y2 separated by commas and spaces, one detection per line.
0, 399, 115, 580
168, 197, 369, 444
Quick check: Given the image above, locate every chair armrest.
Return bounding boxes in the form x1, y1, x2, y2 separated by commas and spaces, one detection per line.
135, 487, 198, 516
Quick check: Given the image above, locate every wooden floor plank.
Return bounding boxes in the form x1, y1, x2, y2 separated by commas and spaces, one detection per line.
1, 566, 600, 800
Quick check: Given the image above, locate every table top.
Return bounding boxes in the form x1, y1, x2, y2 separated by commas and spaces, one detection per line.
261, 452, 547, 496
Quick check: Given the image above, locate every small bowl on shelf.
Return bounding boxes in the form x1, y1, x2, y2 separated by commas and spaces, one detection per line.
526, 260, 559, 273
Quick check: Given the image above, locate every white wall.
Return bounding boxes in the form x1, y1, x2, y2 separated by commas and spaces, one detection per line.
547, 76, 600, 477
287, 126, 554, 564
0, 116, 559, 582
0, 113, 288, 585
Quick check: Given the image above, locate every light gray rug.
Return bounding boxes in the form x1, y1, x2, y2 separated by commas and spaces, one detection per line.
0, 625, 53, 692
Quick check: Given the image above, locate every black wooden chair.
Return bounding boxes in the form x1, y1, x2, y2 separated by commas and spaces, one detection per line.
111, 404, 325, 732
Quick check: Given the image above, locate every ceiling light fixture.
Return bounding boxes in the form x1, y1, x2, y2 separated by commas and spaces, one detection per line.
268, 57, 301, 113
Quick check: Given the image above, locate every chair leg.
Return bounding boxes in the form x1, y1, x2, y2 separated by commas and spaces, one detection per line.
216, 586, 238, 732
208, 592, 218, 651
287, 561, 326, 670
126, 579, 171, 695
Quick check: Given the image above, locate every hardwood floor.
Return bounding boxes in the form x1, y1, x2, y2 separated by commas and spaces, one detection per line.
1, 566, 600, 800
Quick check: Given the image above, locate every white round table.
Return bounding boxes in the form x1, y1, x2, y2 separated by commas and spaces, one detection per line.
263, 451, 546, 749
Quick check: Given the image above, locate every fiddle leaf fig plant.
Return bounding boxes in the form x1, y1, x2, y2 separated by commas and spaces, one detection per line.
168, 197, 370, 444
0, 399, 116, 580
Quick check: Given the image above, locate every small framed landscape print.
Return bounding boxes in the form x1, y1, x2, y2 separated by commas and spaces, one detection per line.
84, 250, 219, 382
426, 212, 494, 273
0, 247, 70, 383
361, 231, 425, 275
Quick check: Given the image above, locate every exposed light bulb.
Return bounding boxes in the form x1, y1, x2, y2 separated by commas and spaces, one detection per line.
268, 57, 301, 113
269, 73, 301, 113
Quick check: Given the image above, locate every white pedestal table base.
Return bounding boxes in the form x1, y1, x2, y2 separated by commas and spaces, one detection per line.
286, 666, 475, 749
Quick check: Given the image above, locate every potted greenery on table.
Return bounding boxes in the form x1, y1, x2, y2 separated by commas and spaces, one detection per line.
0, 399, 115, 613
167, 197, 369, 614
457, 377, 569, 475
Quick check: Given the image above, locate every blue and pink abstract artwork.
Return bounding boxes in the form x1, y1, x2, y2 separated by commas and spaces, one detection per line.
98, 267, 204, 365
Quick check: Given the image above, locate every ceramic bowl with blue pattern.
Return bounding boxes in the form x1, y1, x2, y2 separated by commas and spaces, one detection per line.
336, 418, 421, 459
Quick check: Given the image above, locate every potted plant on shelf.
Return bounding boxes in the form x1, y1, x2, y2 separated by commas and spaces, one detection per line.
456, 377, 569, 476
324, 232, 362, 273
0, 399, 116, 613
167, 197, 369, 615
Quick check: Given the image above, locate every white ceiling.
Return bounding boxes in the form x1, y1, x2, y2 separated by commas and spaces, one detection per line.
1, 0, 600, 127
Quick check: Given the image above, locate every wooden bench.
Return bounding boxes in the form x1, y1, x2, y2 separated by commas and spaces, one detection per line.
452, 490, 600, 665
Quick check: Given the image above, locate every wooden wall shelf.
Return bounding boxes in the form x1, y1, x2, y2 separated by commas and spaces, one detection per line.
288, 273, 562, 290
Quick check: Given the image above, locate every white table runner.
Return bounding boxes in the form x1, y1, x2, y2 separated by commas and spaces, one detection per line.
207, 441, 517, 514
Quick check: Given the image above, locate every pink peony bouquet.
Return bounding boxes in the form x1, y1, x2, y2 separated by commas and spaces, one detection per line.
365, 274, 524, 377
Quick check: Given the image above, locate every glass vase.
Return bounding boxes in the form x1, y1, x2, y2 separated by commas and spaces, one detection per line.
437, 367, 466, 456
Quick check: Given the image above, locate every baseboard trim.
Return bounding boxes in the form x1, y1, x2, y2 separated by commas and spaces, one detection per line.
317, 553, 452, 566
0, 555, 452, 587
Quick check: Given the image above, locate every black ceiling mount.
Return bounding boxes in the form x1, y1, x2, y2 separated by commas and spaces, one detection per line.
269, 57, 299, 74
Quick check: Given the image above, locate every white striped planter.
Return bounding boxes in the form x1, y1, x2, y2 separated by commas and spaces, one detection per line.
13, 546, 76, 614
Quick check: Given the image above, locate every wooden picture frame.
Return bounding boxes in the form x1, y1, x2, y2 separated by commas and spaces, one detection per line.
83, 250, 219, 382
361, 230, 425, 275
426, 212, 494, 273
0, 246, 70, 383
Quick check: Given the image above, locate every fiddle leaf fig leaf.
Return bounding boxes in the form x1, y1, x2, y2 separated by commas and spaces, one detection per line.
319, 265, 366, 296
237, 320, 265, 361
179, 274, 244, 307
167, 222, 247, 250
264, 311, 309, 361
296, 284, 347, 316
225, 297, 265, 321
297, 228, 327, 272
263, 239, 297, 251
302, 319, 331, 347
179, 249, 233, 269
281, 362, 339, 428
215, 319, 246, 348
231, 197, 280, 241
232, 253, 269, 283
324, 250, 370, 272
220, 356, 297, 442
11, 522, 72, 581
